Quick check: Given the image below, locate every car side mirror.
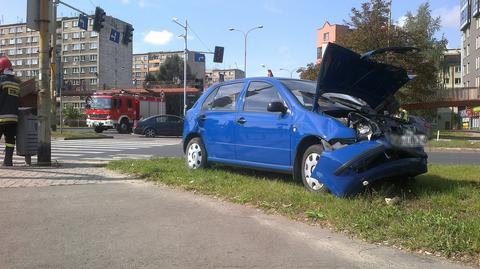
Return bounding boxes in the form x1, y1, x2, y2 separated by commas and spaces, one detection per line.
267, 101, 287, 114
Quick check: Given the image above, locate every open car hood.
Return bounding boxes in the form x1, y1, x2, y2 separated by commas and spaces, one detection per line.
313, 43, 418, 112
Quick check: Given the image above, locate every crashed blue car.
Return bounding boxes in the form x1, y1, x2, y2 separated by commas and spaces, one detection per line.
182, 43, 427, 197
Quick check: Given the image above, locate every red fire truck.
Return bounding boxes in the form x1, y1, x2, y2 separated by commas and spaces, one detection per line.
85, 91, 166, 133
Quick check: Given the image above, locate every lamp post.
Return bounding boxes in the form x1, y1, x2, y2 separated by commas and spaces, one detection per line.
173, 17, 188, 116
279, 68, 296, 78
228, 25, 263, 77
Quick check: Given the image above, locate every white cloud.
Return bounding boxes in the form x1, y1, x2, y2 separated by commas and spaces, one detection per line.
121, 0, 129, 4
433, 5, 460, 28
144, 30, 173, 45
138, 0, 145, 8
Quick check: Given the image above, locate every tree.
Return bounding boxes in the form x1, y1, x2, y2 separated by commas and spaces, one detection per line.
298, 63, 320, 81
337, 0, 446, 104
148, 55, 195, 85
63, 105, 85, 127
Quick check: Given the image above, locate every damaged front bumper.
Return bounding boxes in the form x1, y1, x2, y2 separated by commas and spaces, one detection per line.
312, 140, 427, 197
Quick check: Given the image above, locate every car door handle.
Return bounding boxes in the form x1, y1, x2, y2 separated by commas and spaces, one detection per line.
199, 115, 207, 121
237, 117, 247, 124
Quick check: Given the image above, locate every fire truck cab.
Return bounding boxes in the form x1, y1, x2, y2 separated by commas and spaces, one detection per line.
85, 92, 165, 133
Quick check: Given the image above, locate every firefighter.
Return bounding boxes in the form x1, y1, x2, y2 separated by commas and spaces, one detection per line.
0, 56, 21, 166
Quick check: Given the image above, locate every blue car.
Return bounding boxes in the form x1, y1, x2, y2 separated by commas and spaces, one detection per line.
182, 43, 428, 197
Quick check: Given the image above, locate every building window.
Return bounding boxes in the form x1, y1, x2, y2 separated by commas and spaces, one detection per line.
63, 44, 69, 51
80, 55, 86, 61
90, 78, 97, 85
73, 56, 79, 62
89, 66, 97, 73
32, 36, 38, 43
455, 65, 461, 73
90, 31, 98, 38
89, 19, 94, 26
26, 37, 31, 43
476, 77, 480, 87
9, 28, 15, 34
467, 62, 470, 74
63, 56, 69, 62
16, 60, 22, 66
9, 38, 15, 45
81, 43, 86, 50
90, 43, 97, 49
26, 59, 31, 65
0, 39, 4, 46
32, 58, 38, 65
72, 67, 79, 74
317, 47, 323, 59
16, 27, 23, 33
72, 44, 80, 50
25, 48, 31, 54
455, 78, 461, 84
63, 68, 69, 74
16, 48, 22, 55
323, 32, 329, 42
72, 20, 78, 27
80, 31, 86, 38
444, 78, 449, 84
16, 38, 22, 44
63, 21, 70, 29
64, 33, 69, 40
16, 71, 23, 77
80, 67, 86, 73
89, 54, 97, 61
72, 32, 80, 39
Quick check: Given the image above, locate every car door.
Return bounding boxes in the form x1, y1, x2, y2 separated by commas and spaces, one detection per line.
154, 116, 167, 135
166, 115, 183, 136
198, 82, 244, 160
235, 81, 292, 168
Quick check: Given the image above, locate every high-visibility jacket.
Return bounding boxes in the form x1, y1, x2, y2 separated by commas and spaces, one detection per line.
0, 74, 20, 124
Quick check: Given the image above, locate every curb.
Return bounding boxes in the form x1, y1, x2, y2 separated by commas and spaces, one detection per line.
426, 147, 480, 153
63, 136, 114, 140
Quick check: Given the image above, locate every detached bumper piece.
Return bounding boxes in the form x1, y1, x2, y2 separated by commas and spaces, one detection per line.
312, 140, 427, 197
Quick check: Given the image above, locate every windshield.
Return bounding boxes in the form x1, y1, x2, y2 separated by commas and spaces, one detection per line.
87, 97, 112, 110
280, 80, 334, 109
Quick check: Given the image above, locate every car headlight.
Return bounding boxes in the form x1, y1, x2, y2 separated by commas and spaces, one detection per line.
356, 123, 372, 140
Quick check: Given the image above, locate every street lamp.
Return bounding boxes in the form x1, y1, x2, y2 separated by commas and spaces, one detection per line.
228, 25, 263, 77
173, 17, 188, 116
279, 68, 296, 78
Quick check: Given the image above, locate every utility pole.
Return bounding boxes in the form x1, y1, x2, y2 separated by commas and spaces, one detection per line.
172, 17, 188, 116
50, 1, 57, 131
38, 0, 52, 166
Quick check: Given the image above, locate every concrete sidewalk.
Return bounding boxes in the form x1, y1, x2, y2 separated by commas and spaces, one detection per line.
0, 161, 132, 188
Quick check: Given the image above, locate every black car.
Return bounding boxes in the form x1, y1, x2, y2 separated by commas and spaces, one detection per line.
133, 114, 183, 137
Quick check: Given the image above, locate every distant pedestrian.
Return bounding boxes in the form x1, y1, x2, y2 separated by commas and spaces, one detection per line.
0, 56, 21, 166
267, 69, 274, 77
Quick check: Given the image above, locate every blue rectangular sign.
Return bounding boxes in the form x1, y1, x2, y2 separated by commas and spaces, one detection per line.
110, 29, 120, 43
78, 14, 88, 31
194, 53, 205, 62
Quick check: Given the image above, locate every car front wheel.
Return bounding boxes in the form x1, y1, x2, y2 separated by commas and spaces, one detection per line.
186, 137, 208, 169
301, 144, 327, 192
144, 128, 156, 138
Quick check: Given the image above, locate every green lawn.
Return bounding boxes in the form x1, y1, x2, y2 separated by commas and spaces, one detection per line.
108, 158, 480, 265
427, 140, 480, 148
51, 131, 108, 139
437, 131, 477, 138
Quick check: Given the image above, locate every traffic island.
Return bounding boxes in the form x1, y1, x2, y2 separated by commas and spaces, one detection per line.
51, 131, 114, 140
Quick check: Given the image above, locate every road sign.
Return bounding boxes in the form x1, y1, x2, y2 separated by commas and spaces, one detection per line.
78, 14, 88, 31
194, 53, 205, 62
110, 29, 120, 43
26, 0, 40, 30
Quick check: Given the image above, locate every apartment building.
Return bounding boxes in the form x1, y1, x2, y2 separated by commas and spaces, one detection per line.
204, 68, 245, 87
440, 49, 462, 89
0, 14, 132, 92
460, 0, 480, 87
132, 51, 205, 86
316, 21, 349, 64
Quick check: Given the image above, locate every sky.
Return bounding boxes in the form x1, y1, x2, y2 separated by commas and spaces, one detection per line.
0, 0, 461, 78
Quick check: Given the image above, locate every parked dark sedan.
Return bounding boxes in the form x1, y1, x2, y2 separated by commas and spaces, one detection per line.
133, 114, 183, 137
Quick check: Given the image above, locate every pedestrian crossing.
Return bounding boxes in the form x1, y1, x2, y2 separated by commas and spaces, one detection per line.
1, 138, 181, 164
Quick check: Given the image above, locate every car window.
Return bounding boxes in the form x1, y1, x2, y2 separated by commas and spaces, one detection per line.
211, 83, 244, 111
201, 87, 219, 111
166, 116, 181, 123
244, 82, 283, 112
156, 116, 167, 123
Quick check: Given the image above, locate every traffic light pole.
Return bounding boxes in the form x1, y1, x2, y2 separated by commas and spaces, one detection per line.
37, 0, 52, 166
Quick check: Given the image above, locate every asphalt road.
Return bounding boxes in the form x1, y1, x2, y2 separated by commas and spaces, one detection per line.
0, 182, 472, 269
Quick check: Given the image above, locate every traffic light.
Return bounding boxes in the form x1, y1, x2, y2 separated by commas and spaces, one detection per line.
122, 24, 134, 45
93, 7, 106, 32
213, 46, 224, 63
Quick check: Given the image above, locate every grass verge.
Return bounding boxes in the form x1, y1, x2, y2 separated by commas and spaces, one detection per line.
108, 158, 480, 265
427, 139, 480, 148
51, 131, 108, 139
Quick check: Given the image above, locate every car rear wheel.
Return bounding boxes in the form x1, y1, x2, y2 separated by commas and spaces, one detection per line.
186, 137, 208, 169
144, 128, 156, 138
94, 126, 103, 133
301, 144, 327, 192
